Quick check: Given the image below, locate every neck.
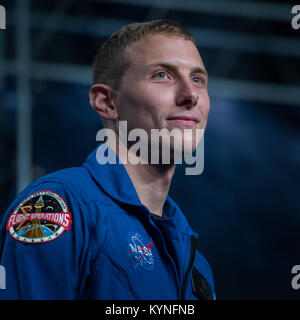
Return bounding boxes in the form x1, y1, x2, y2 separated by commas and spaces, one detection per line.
108, 134, 175, 217
124, 160, 175, 217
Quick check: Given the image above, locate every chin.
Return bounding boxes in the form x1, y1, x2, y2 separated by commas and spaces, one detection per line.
180, 129, 204, 154
146, 126, 204, 164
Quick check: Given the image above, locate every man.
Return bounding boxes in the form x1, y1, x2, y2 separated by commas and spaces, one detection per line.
0, 20, 214, 299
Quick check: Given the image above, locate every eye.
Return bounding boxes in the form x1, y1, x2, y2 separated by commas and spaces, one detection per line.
154, 72, 168, 79
192, 77, 202, 84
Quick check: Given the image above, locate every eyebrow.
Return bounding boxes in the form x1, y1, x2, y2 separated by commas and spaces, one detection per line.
145, 62, 208, 78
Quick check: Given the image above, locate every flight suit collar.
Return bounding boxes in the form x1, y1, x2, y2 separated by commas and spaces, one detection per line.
83, 143, 198, 237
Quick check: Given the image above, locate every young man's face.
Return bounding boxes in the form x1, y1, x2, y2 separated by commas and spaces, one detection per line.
114, 33, 210, 155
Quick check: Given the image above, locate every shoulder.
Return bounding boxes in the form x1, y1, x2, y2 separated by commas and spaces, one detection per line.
31, 167, 96, 201
10, 165, 110, 207
0, 166, 101, 245
0, 167, 100, 299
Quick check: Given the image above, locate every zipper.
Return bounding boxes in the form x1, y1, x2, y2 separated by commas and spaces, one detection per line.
147, 212, 181, 298
180, 236, 197, 300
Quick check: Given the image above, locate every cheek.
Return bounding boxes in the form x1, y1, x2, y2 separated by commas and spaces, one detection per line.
142, 83, 173, 109
116, 88, 143, 122
200, 92, 210, 110
198, 93, 210, 118
123, 84, 171, 121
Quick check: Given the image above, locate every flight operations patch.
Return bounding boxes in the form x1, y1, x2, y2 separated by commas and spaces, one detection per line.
6, 190, 72, 244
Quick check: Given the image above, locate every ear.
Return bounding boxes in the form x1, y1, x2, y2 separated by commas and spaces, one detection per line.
89, 84, 118, 120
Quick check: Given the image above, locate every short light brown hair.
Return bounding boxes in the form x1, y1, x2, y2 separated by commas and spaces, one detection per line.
92, 19, 196, 90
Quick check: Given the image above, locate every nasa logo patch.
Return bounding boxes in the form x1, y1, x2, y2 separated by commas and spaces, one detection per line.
127, 232, 154, 271
6, 190, 72, 244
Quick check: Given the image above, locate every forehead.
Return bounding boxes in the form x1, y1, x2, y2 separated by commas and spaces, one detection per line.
124, 33, 205, 72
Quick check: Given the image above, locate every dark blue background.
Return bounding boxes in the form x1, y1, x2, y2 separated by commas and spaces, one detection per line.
0, 0, 299, 299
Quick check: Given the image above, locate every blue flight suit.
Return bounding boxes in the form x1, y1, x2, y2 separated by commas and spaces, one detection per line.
0, 144, 215, 299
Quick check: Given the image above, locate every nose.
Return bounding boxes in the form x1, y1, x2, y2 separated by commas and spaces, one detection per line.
176, 80, 198, 109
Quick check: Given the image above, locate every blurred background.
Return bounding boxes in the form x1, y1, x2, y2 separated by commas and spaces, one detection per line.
0, 0, 299, 299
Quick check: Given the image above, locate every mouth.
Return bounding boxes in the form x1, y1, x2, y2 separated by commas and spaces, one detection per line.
166, 115, 200, 126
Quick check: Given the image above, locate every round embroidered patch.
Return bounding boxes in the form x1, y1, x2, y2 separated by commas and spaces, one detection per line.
6, 190, 72, 244
127, 232, 154, 271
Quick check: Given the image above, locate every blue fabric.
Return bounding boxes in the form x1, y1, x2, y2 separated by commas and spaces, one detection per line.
0, 144, 214, 300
